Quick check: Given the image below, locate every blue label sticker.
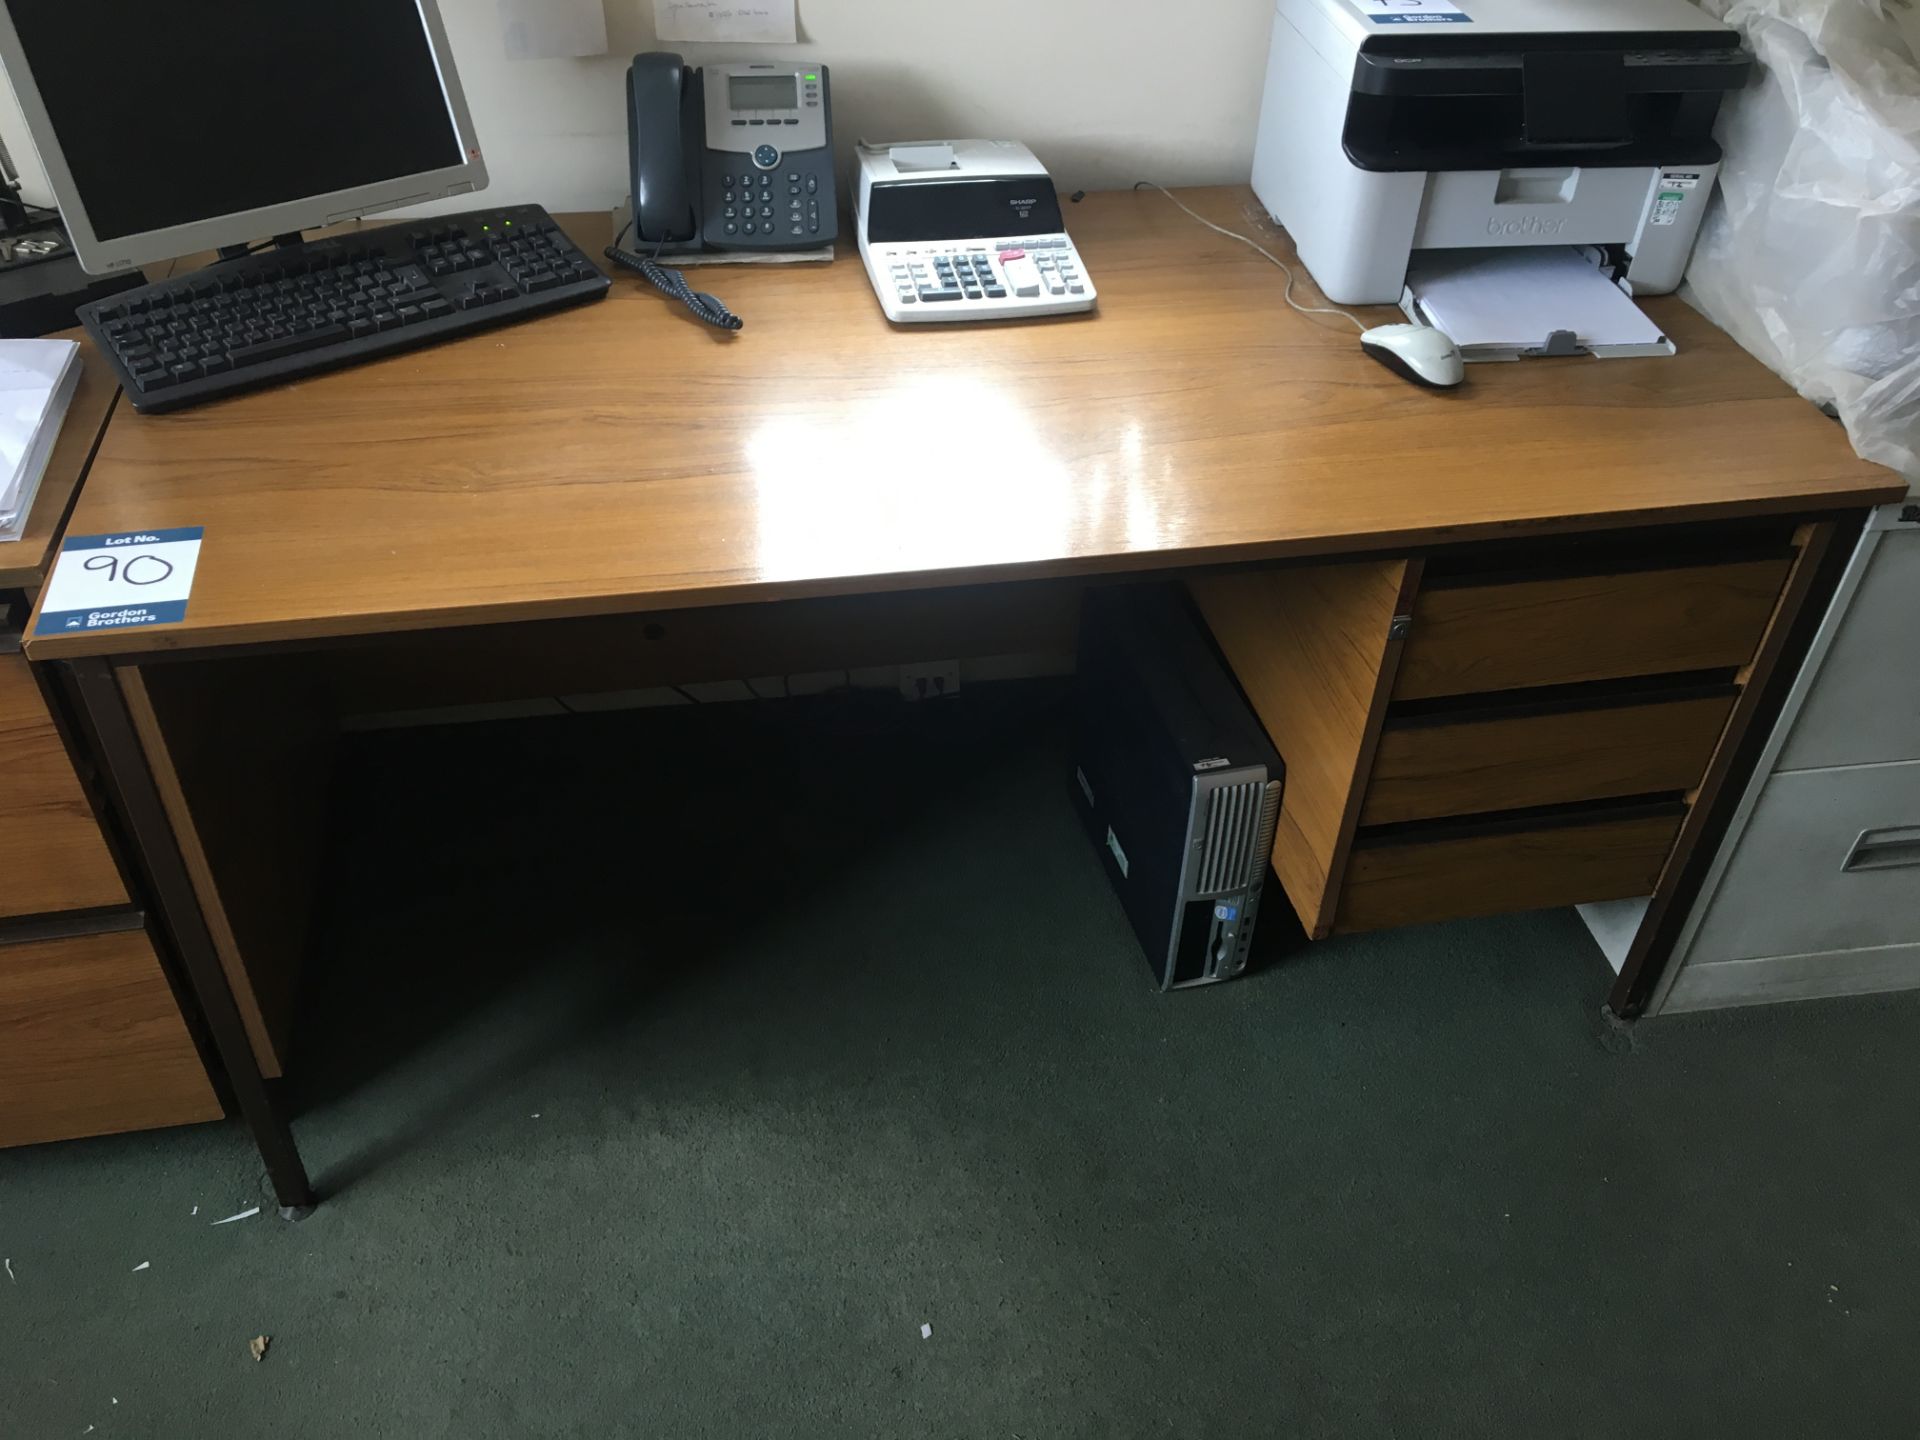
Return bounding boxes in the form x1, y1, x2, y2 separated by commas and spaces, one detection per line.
39, 600, 192, 633
35, 526, 204, 635
59, 526, 206, 551
1214, 903, 1240, 922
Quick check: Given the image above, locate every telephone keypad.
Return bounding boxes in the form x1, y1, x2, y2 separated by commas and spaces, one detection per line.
706, 159, 832, 248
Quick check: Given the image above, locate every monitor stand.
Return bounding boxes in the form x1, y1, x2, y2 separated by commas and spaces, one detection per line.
215, 232, 307, 264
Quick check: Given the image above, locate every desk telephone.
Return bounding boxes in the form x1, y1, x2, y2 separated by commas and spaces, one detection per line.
625, 53, 837, 253
609, 53, 836, 328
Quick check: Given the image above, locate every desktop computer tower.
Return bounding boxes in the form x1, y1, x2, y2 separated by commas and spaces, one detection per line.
1072, 584, 1285, 990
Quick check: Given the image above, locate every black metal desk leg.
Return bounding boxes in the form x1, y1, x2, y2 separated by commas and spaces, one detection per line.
1606, 514, 1863, 1020
63, 657, 318, 1217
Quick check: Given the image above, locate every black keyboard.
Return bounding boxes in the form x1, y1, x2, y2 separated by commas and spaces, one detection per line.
80, 205, 610, 413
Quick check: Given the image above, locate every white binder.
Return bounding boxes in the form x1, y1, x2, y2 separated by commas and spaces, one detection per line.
0, 338, 82, 543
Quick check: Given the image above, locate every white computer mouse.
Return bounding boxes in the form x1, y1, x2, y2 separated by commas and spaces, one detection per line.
1359, 323, 1465, 390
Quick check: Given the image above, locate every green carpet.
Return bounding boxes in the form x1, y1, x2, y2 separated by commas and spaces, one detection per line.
5, 685, 1918, 1437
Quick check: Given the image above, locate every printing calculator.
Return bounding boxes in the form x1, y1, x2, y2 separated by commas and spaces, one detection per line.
868, 235, 1092, 322
852, 140, 1097, 325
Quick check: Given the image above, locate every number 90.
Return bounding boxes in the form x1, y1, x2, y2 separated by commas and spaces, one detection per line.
83, 552, 175, 586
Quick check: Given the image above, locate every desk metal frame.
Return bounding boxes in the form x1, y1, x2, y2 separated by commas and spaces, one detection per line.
62, 657, 316, 1214
44, 517, 1863, 1215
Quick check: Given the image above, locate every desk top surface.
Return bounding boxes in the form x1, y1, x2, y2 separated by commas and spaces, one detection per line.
28, 187, 1900, 659
0, 335, 119, 594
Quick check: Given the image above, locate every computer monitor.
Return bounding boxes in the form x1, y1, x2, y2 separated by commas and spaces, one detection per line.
0, 0, 488, 275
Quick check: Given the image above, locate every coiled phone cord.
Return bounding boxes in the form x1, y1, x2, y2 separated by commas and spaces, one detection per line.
604, 225, 744, 332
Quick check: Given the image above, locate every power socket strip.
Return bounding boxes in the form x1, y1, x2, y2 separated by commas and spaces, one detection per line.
898, 661, 961, 701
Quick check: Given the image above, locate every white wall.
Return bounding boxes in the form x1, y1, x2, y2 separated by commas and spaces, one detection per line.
0, 0, 1276, 220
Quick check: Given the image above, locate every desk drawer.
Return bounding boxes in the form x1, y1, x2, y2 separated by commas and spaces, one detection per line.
0, 928, 221, 1148
1361, 689, 1736, 827
1335, 804, 1684, 934
0, 651, 128, 919
1393, 558, 1792, 701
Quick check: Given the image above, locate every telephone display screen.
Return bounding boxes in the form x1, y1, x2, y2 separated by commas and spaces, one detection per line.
728, 75, 797, 110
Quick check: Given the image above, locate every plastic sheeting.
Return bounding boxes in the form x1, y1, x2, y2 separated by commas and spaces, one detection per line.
1682, 0, 1920, 486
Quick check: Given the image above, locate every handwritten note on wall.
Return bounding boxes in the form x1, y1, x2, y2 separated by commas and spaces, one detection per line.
500, 0, 609, 59
653, 0, 798, 44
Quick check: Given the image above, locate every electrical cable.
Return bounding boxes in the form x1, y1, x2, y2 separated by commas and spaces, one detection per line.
603, 222, 743, 332
1132, 181, 1367, 333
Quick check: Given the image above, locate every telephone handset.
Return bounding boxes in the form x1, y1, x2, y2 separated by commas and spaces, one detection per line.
625, 52, 837, 253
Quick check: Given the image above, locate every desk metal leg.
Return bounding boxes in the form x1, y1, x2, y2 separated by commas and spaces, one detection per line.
1607, 515, 1860, 1019
63, 657, 318, 1217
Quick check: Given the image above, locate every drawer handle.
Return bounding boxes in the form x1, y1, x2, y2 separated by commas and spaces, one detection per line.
1843, 826, 1920, 873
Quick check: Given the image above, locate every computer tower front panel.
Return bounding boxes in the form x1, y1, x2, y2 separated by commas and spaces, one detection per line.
1165, 769, 1283, 988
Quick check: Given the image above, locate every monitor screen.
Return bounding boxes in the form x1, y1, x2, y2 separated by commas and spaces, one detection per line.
4, 0, 465, 242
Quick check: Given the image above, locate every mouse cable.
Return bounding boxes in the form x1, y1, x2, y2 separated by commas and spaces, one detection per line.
604, 224, 744, 332
1132, 181, 1366, 334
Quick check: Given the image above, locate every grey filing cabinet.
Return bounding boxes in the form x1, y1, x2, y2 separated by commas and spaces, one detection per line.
1652, 500, 1920, 1012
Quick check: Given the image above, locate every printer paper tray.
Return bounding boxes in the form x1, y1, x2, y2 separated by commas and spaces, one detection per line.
1400, 248, 1677, 363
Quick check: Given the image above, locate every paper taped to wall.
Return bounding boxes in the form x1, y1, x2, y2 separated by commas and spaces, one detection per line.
500, 0, 609, 60
653, 0, 797, 44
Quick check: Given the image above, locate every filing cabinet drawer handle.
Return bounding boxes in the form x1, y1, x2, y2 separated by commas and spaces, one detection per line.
1842, 826, 1920, 873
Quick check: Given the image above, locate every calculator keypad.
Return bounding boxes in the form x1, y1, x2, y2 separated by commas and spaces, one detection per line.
876, 234, 1089, 316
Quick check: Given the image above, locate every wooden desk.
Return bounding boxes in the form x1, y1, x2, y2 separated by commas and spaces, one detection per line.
23, 188, 1903, 1210
1, 335, 220, 1149
28, 190, 1889, 658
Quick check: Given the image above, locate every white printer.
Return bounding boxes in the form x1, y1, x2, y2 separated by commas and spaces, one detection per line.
1252, 0, 1750, 309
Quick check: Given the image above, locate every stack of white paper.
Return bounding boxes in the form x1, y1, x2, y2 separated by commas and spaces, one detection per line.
1405, 248, 1675, 361
0, 339, 82, 543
